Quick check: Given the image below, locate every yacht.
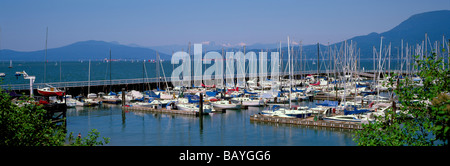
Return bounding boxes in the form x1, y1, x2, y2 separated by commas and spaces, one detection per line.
176, 103, 213, 114
231, 97, 265, 107
261, 105, 312, 118
211, 100, 242, 110
322, 114, 374, 123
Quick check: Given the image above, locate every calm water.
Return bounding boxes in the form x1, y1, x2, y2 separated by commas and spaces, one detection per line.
0, 59, 406, 85
66, 101, 356, 146
2, 60, 373, 146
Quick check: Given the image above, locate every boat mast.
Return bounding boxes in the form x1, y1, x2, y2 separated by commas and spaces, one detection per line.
279, 41, 282, 90
44, 27, 48, 83
317, 42, 320, 82
109, 48, 112, 92
288, 36, 292, 109
59, 60, 62, 82
88, 59, 91, 95
142, 60, 145, 91
377, 37, 383, 103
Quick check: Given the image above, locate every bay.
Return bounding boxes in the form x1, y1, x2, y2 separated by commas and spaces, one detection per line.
1, 59, 394, 146
1, 59, 404, 85
66, 101, 356, 146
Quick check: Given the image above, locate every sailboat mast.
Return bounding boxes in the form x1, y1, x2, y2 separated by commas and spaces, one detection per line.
279, 41, 282, 91
59, 60, 62, 82
88, 59, 91, 95
44, 27, 48, 83
109, 48, 112, 92
317, 43, 320, 80
377, 37, 383, 102
288, 36, 292, 109
143, 60, 145, 91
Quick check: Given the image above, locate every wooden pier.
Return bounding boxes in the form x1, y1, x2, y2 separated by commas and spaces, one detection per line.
43, 102, 67, 124
121, 105, 206, 116
250, 114, 363, 130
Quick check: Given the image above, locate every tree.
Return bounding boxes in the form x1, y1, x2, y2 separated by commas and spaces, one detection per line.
353, 51, 450, 146
0, 87, 109, 146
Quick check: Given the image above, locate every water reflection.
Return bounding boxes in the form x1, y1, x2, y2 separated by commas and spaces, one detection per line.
66, 103, 356, 146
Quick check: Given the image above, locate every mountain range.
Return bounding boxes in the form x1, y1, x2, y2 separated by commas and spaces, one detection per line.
1, 10, 449, 61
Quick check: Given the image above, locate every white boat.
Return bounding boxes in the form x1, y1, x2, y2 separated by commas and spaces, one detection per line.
87, 93, 97, 99
127, 90, 144, 100
231, 97, 265, 107
101, 95, 121, 104
267, 111, 294, 118
322, 115, 366, 123
176, 103, 212, 114
62, 95, 77, 107
133, 101, 163, 109
76, 98, 100, 106
310, 105, 329, 114
56, 98, 77, 108
267, 96, 289, 103
262, 105, 312, 118
0, 73, 5, 77
211, 100, 241, 110
134, 99, 171, 108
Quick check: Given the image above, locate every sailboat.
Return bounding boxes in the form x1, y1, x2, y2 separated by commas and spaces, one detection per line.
37, 28, 65, 97
262, 36, 312, 118
8, 60, 12, 68
37, 85, 65, 96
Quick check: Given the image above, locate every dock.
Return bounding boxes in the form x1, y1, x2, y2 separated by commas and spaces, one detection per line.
313, 94, 361, 101
43, 102, 67, 125
121, 106, 206, 116
249, 114, 363, 130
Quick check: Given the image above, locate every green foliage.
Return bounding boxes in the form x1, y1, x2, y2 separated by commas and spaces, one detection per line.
68, 129, 110, 146
354, 51, 450, 146
0, 87, 109, 146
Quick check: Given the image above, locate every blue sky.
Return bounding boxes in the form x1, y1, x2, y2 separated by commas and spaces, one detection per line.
0, 0, 449, 51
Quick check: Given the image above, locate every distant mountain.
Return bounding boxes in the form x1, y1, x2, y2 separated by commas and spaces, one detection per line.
277, 10, 450, 60
150, 10, 450, 60
147, 42, 279, 55
1, 10, 449, 61
337, 10, 450, 59
0, 40, 170, 61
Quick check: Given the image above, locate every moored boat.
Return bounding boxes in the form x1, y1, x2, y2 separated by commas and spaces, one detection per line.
231, 97, 265, 107
176, 103, 213, 114
322, 115, 364, 123
37, 87, 65, 96
211, 100, 241, 110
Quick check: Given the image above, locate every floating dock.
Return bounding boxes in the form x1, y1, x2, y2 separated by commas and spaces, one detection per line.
121, 106, 207, 116
250, 114, 363, 130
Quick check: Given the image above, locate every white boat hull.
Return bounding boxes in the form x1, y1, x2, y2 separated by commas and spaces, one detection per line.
176, 103, 212, 114
231, 97, 265, 107
322, 115, 363, 122
211, 101, 241, 110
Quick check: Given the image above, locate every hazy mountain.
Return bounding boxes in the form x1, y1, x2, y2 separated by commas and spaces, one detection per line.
337, 10, 450, 59
1, 10, 449, 61
0, 40, 170, 61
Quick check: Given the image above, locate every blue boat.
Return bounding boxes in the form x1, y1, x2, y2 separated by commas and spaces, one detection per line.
344, 106, 371, 115
244, 89, 258, 95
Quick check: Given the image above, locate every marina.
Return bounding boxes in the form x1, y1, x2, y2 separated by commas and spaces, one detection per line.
65, 104, 357, 146
1, 33, 449, 146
